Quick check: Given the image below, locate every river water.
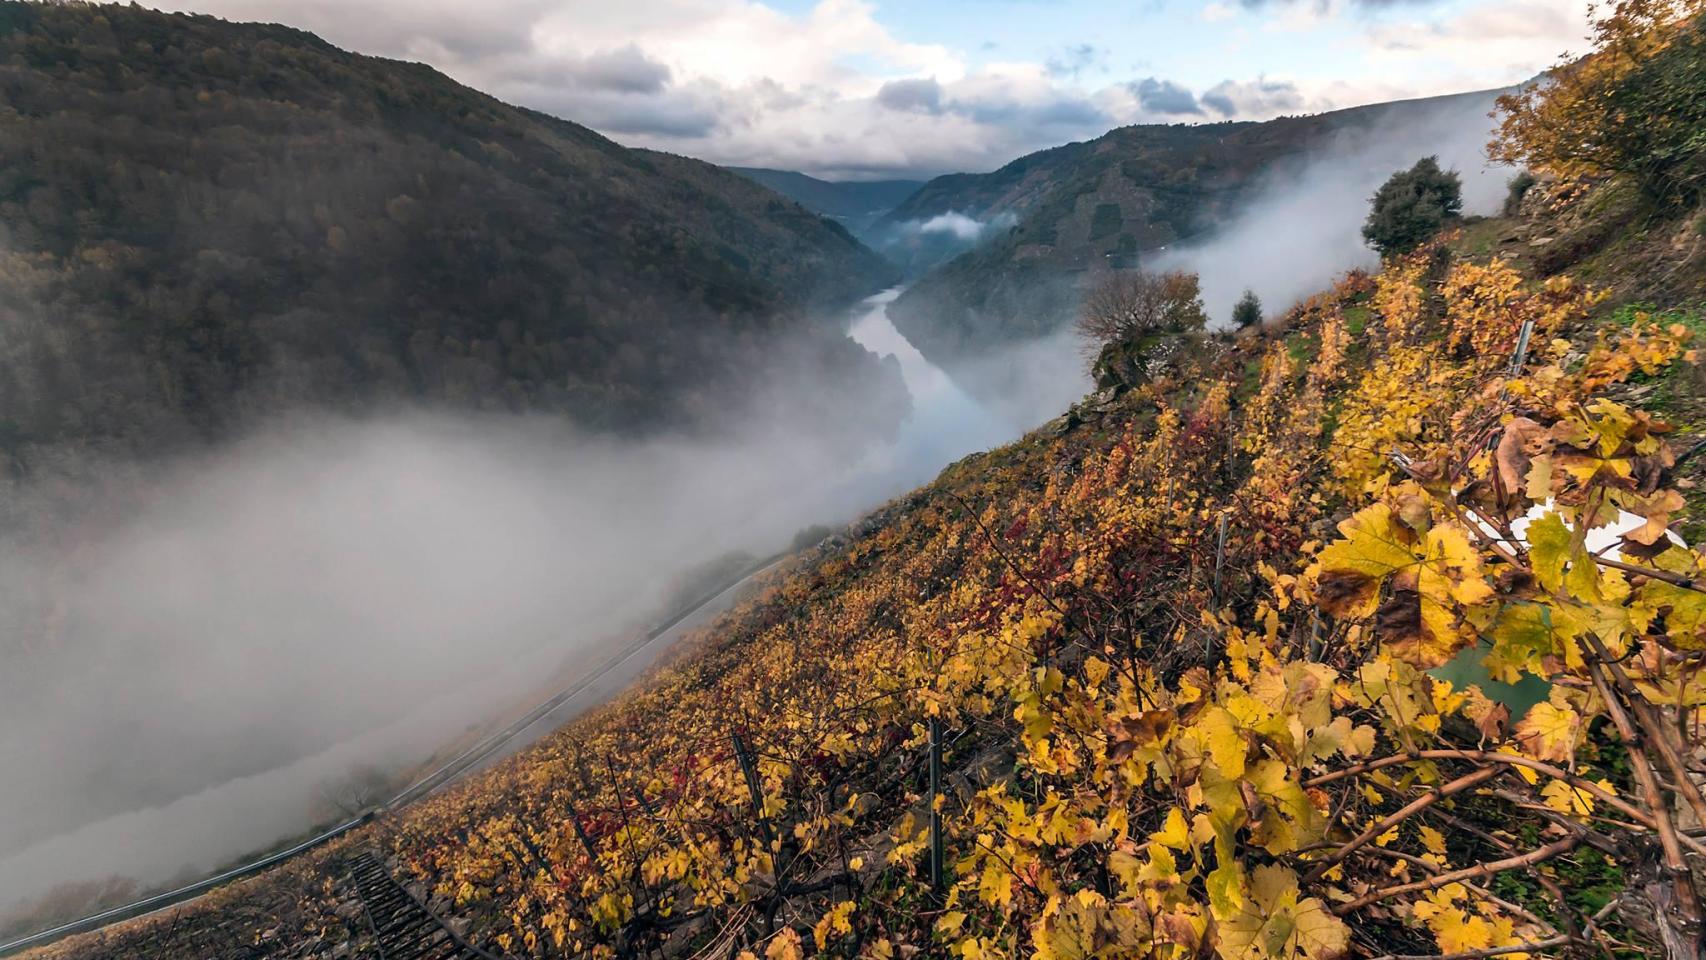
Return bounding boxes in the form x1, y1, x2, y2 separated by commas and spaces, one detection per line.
845, 289, 1018, 487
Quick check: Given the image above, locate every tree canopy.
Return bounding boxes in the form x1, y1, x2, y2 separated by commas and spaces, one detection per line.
1361, 156, 1464, 257
1231, 289, 1263, 329
1492, 0, 1706, 204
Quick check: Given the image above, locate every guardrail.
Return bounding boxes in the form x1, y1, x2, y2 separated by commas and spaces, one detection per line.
0, 813, 373, 957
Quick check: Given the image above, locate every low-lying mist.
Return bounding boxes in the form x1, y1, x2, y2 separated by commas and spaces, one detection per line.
869, 210, 1020, 278
1152, 90, 1513, 323
0, 311, 1021, 923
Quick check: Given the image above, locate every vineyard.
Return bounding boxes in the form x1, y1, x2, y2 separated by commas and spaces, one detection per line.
28, 241, 1704, 960
19, 2, 1706, 959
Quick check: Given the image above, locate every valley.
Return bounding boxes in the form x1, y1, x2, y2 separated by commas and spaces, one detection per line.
4, 0, 1706, 959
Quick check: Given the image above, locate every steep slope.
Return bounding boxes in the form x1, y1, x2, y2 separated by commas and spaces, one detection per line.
728, 167, 924, 236
0, 2, 902, 466
29, 222, 1706, 960
883, 89, 1502, 369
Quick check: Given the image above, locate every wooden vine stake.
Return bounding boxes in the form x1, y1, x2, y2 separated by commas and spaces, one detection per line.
928, 716, 945, 894
1507, 314, 1537, 377
1205, 511, 1229, 659
732, 731, 774, 848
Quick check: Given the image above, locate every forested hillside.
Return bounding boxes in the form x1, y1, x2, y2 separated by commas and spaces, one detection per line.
728, 169, 924, 236
0, 2, 902, 467
883, 90, 1501, 371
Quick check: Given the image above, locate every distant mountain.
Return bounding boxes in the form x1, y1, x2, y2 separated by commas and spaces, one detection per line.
883, 89, 1504, 373
729, 168, 924, 235
0, 2, 904, 471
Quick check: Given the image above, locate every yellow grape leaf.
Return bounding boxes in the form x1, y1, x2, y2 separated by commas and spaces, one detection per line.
1199, 707, 1249, 779
1526, 512, 1572, 593
1031, 890, 1142, 960
1314, 502, 1416, 619
1316, 496, 1491, 666
1543, 778, 1613, 816
1152, 807, 1191, 850
1433, 909, 1499, 955
936, 912, 968, 937
980, 858, 1015, 907
1413, 883, 1521, 956
1084, 656, 1111, 689
1486, 602, 1572, 682
766, 928, 804, 960
813, 900, 855, 950
1218, 864, 1349, 960
1108, 849, 1143, 897
1419, 825, 1448, 857
1633, 553, 1706, 650
1514, 701, 1580, 762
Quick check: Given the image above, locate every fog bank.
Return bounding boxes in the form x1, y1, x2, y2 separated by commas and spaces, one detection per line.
0, 308, 1021, 921
1151, 90, 1512, 323
871, 210, 1020, 277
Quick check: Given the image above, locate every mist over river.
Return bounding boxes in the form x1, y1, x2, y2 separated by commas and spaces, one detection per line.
0, 289, 1066, 927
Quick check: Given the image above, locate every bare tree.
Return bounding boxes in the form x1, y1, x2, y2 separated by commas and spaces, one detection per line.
1076, 270, 1209, 349
316, 764, 391, 819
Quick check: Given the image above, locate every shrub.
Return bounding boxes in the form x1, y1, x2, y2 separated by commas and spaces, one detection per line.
1231, 289, 1263, 329
1503, 171, 1537, 216
1362, 156, 1464, 257
1076, 270, 1207, 347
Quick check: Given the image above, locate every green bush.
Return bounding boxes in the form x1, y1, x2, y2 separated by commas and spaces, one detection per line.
1362, 156, 1464, 257
1231, 289, 1263, 329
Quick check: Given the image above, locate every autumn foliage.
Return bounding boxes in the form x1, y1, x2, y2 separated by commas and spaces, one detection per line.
1492, 0, 1706, 202
272, 237, 1697, 960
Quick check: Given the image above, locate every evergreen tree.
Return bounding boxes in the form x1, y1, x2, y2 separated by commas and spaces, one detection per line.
1231, 289, 1263, 329
1362, 156, 1464, 257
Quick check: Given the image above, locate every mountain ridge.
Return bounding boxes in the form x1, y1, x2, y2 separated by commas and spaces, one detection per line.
882, 87, 1508, 371
728, 167, 924, 235
0, 1, 904, 471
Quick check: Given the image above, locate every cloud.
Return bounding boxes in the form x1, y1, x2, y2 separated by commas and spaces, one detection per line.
569, 44, 672, 93
1045, 43, 1100, 79
1363, 0, 1590, 75
1130, 77, 1202, 116
912, 211, 1016, 242
143, 0, 1583, 180
1200, 77, 1309, 118
876, 77, 944, 114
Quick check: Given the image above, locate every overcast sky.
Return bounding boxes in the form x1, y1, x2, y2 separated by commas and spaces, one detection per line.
149, 0, 1595, 179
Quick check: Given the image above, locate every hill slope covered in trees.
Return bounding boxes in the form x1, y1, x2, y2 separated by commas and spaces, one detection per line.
728, 168, 924, 236
0, 1, 904, 468
882, 90, 1502, 373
